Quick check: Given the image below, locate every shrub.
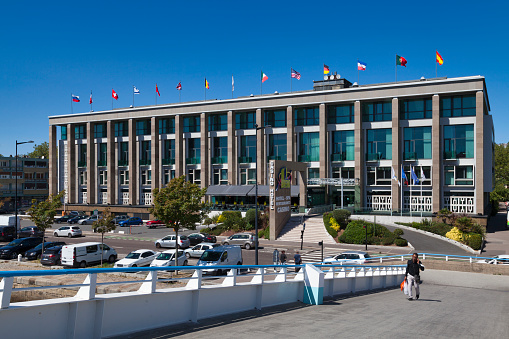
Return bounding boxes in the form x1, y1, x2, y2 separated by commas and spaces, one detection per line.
381, 235, 395, 246
455, 216, 475, 233
465, 233, 483, 250
368, 235, 380, 245
393, 228, 404, 237
394, 238, 408, 247
437, 208, 452, 223
203, 217, 213, 226
445, 227, 464, 242
244, 209, 257, 227
258, 226, 270, 240
323, 212, 332, 229
201, 226, 223, 236
331, 209, 351, 229
339, 220, 373, 244
330, 217, 340, 232
220, 211, 244, 231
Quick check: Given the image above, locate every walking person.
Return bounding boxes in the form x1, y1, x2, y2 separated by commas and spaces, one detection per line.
405, 253, 425, 301
280, 250, 287, 265
294, 251, 302, 272
272, 248, 280, 272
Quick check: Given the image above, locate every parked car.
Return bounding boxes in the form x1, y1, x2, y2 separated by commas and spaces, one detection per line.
323, 251, 371, 265
53, 226, 82, 238
154, 235, 190, 249
184, 243, 221, 258
54, 215, 74, 223
201, 233, 217, 243
0, 237, 43, 259
477, 255, 509, 265
40, 245, 64, 266
222, 232, 257, 250
68, 215, 88, 224
150, 250, 188, 267
146, 220, 165, 229
78, 215, 101, 225
112, 215, 129, 225
118, 217, 143, 227
61, 242, 118, 268
188, 233, 206, 246
197, 245, 243, 275
114, 249, 159, 268
0, 225, 16, 242
24, 241, 66, 260
18, 226, 44, 238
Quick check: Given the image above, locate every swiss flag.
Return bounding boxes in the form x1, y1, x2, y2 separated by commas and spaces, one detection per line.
112, 89, 118, 100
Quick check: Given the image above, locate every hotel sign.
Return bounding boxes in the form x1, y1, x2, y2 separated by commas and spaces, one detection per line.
269, 161, 291, 213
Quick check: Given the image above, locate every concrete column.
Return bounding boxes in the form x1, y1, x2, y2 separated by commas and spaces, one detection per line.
200, 113, 209, 189
299, 170, 307, 207
256, 108, 265, 184
286, 106, 294, 162
319, 104, 327, 179
227, 111, 236, 185
86, 122, 96, 204
151, 117, 160, 191
128, 119, 138, 205
48, 125, 58, 196
391, 98, 401, 211
67, 124, 76, 203
106, 121, 116, 205
475, 91, 485, 215
432, 95, 441, 213
175, 115, 184, 177
354, 101, 364, 209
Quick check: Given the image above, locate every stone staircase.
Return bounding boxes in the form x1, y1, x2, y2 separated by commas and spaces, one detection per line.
277, 214, 336, 245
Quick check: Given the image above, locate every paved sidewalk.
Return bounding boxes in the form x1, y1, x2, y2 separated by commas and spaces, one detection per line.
483, 209, 509, 256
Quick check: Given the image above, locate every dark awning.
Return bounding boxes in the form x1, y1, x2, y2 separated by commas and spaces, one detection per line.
206, 185, 301, 197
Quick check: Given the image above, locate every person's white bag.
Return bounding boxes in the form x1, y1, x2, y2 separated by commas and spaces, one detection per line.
403, 280, 409, 296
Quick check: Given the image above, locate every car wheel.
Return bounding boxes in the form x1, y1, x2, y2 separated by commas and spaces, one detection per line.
183, 260, 188, 266
79, 261, 87, 268
185, 252, 190, 258
223, 242, 229, 246
10, 252, 18, 260
132, 264, 137, 267
244, 243, 252, 250
108, 255, 115, 263
54, 232, 58, 237
68, 233, 73, 238
156, 243, 161, 248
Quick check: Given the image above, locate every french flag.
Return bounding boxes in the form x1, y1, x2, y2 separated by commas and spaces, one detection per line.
72, 94, 80, 102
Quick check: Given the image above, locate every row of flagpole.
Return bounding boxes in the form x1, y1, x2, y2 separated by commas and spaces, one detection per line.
392, 164, 427, 213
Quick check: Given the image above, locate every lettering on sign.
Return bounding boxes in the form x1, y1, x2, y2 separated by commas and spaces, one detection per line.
269, 161, 275, 210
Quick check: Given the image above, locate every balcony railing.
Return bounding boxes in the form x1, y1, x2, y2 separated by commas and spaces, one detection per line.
77, 161, 87, 168
403, 152, 417, 160
97, 160, 107, 167
297, 155, 319, 162
186, 157, 200, 165
238, 156, 252, 163
139, 159, 151, 166
365, 153, 381, 162
267, 155, 282, 161
331, 153, 347, 162
443, 151, 469, 159
211, 156, 227, 164
118, 160, 128, 167
162, 158, 175, 165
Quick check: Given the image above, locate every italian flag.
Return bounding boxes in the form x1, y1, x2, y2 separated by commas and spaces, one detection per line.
261, 71, 268, 83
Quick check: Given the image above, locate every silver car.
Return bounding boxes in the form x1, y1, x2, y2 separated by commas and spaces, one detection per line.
222, 233, 257, 250
184, 243, 221, 258
155, 235, 190, 249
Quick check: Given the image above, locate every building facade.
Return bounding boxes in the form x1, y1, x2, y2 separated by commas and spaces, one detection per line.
48, 75, 494, 216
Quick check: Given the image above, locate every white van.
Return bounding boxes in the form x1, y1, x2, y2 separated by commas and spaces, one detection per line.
0, 215, 21, 229
197, 245, 243, 275
61, 242, 118, 268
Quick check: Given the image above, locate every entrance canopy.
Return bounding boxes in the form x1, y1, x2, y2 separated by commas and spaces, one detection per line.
205, 185, 301, 197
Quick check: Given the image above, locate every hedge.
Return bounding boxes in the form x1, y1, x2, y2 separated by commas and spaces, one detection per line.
339, 220, 407, 246
323, 213, 338, 238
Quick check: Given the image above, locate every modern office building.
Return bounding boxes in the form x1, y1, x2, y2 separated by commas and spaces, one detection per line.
0, 156, 49, 212
48, 75, 494, 217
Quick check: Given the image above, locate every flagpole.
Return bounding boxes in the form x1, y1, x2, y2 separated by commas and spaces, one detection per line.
400, 163, 403, 216
111, 88, 113, 110
155, 85, 157, 105
410, 164, 413, 217
132, 86, 134, 107
357, 60, 360, 84
436, 51, 438, 78
290, 68, 293, 93
90, 90, 93, 112
204, 78, 206, 101
232, 74, 234, 99
260, 71, 262, 96
179, 81, 181, 103
70, 93, 73, 114
395, 55, 398, 82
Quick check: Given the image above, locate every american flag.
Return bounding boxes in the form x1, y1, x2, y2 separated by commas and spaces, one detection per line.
291, 68, 301, 80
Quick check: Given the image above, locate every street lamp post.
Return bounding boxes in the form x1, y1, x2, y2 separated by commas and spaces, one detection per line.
15, 140, 34, 238
254, 124, 270, 266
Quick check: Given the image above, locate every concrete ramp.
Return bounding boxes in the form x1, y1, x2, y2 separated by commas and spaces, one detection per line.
277, 214, 336, 244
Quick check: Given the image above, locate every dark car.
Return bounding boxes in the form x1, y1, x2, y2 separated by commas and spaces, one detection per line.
68, 215, 87, 224
201, 233, 217, 244
188, 233, 205, 246
24, 241, 66, 260
118, 217, 143, 227
55, 215, 74, 223
40, 245, 64, 266
18, 226, 44, 238
0, 237, 43, 259
0, 226, 16, 242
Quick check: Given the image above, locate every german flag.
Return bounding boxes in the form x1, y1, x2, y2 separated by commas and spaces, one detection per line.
436, 51, 444, 65
205, 78, 209, 89
323, 64, 330, 74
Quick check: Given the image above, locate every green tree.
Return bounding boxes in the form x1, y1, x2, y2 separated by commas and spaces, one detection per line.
92, 208, 116, 266
27, 190, 65, 256
149, 176, 209, 267
26, 141, 49, 158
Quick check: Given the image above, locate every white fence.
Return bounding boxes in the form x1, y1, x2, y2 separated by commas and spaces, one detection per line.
367, 195, 392, 211
404, 196, 432, 212
444, 196, 475, 213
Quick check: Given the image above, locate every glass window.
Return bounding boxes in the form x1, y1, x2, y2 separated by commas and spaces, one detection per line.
61, 126, 67, 140
403, 127, 432, 160
209, 114, 227, 131
141, 170, 151, 185
298, 132, 319, 162
136, 120, 150, 135
331, 130, 354, 161
308, 168, 320, 179
183, 116, 201, 133
119, 170, 129, 185
362, 101, 392, 122
239, 136, 256, 163
236, 111, 256, 129
98, 143, 107, 165
115, 122, 128, 137
264, 109, 286, 127
119, 142, 128, 165
443, 125, 474, 159
140, 141, 151, 162
99, 170, 107, 185
163, 139, 175, 163
212, 137, 227, 163
78, 144, 87, 166
402, 165, 432, 186
74, 125, 86, 139
444, 165, 474, 186
187, 138, 201, 160
159, 118, 175, 134
366, 129, 392, 160
328, 104, 354, 124
295, 106, 319, 126
163, 168, 176, 184
213, 169, 228, 185
187, 168, 201, 185
94, 123, 107, 138
268, 134, 287, 161
367, 166, 391, 186
441, 95, 476, 117
400, 98, 432, 120
240, 168, 256, 185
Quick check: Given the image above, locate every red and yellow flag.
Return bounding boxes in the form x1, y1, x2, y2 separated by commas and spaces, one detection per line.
436, 51, 444, 65
205, 78, 209, 89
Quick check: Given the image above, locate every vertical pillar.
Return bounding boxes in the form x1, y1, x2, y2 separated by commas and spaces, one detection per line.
256, 108, 265, 184
86, 122, 96, 204
354, 101, 364, 209
475, 91, 485, 215
67, 124, 76, 204
286, 106, 294, 162
49, 125, 58, 196
175, 115, 184, 177
227, 111, 236, 184
319, 103, 327, 179
391, 98, 401, 211
107, 121, 116, 205
201, 113, 209, 189
432, 95, 441, 213
128, 119, 138, 205
151, 117, 160, 191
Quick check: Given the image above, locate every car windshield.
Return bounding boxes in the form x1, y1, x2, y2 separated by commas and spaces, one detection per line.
200, 251, 222, 262
125, 253, 141, 259
335, 254, 348, 260
156, 253, 174, 260
7, 239, 23, 246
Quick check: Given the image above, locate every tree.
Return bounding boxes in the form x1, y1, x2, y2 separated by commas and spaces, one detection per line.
92, 208, 116, 266
27, 190, 65, 256
150, 176, 209, 268
26, 141, 49, 158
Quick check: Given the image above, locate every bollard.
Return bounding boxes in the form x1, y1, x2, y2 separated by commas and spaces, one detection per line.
17, 254, 22, 262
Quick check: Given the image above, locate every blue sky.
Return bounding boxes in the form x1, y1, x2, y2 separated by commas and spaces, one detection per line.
1, 0, 508, 156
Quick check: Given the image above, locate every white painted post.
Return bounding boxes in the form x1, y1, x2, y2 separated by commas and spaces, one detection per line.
401, 256, 404, 261
446, 256, 449, 261
0, 276, 14, 309
75, 273, 97, 300
423, 253, 426, 260
274, 266, 287, 282
251, 268, 265, 284
139, 271, 158, 293
380, 257, 383, 263
469, 257, 472, 263
186, 269, 203, 289
303, 264, 324, 305
222, 267, 237, 286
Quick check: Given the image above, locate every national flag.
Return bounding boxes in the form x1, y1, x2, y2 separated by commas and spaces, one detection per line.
420, 167, 426, 181
396, 55, 407, 67
205, 78, 209, 89
323, 64, 330, 74
411, 166, 419, 185
72, 94, 80, 102
436, 51, 444, 65
89, 91, 92, 104
401, 168, 409, 186
291, 68, 301, 80
232, 75, 234, 91
133, 86, 140, 94
392, 166, 400, 187
261, 71, 268, 83
176, 82, 182, 91
358, 60, 367, 71
156, 84, 160, 96
112, 89, 118, 100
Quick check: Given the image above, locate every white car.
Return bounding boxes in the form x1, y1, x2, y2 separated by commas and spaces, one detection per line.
155, 235, 190, 249
114, 249, 159, 268
323, 251, 371, 265
184, 243, 221, 258
78, 215, 101, 225
150, 250, 188, 267
53, 226, 82, 238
